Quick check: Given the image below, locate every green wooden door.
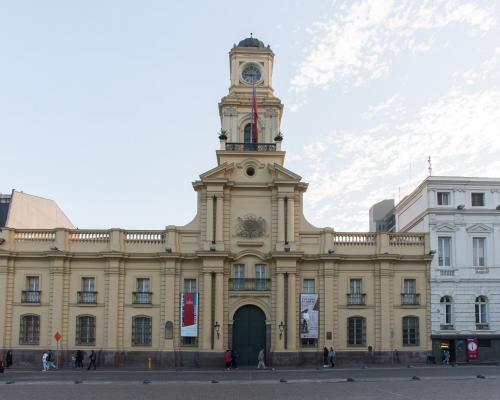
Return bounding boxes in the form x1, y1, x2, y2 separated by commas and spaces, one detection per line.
232, 305, 266, 366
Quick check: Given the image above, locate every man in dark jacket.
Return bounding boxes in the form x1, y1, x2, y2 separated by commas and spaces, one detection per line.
87, 350, 97, 370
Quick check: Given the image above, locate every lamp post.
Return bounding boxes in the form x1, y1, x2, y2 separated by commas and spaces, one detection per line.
214, 321, 220, 340
278, 321, 285, 340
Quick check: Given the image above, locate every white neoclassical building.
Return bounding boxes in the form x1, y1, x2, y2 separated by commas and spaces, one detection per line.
396, 176, 500, 362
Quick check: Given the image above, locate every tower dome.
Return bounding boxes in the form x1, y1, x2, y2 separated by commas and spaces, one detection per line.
237, 36, 265, 48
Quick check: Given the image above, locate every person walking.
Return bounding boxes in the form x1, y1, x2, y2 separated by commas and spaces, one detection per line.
323, 347, 329, 367
443, 349, 450, 365
47, 350, 57, 370
87, 350, 97, 370
224, 350, 232, 371
328, 347, 336, 368
231, 349, 239, 370
257, 349, 266, 369
42, 351, 49, 372
6, 350, 13, 368
76, 350, 84, 368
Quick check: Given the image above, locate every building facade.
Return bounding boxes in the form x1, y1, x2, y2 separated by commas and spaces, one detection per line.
396, 176, 500, 362
369, 199, 396, 232
0, 38, 432, 368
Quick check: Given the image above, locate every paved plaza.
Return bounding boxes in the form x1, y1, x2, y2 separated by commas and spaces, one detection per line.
1, 365, 500, 399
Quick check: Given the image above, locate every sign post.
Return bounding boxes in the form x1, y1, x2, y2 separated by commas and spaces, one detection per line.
466, 338, 479, 361
54, 331, 62, 369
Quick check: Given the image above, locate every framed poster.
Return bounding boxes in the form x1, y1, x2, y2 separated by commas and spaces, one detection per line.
300, 293, 319, 339
180, 292, 198, 337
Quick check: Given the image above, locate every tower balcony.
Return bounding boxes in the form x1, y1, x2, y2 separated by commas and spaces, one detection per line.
225, 142, 276, 152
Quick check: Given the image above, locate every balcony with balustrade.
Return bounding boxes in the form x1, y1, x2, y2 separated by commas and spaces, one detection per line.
21, 291, 41, 304
229, 278, 271, 291
77, 291, 97, 304
225, 142, 277, 152
347, 293, 366, 306
401, 293, 421, 306
133, 292, 153, 305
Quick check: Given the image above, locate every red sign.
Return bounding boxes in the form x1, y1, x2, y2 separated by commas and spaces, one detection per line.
467, 338, 479, 361
54, 331, 62, 342
183, 293, 195, 326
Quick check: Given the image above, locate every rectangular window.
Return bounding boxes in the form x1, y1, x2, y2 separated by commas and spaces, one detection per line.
76, 316, 96, 345
26, 276, 40, 291
19, 315, 40, 345
300, 338, 317, 347
303, 279, 315, 294
184, 279, 197, 293
402, 279, 418, 305
181, 337, 198, 347
473, 237, 486, 266
438, 237, 451, 266
255, 264, 267, 290
437, 192, 450, 206
233, 264, 244, 290
347, 317, 366, 346
23, 276, 40, 303
132, 316, 152, 346
348, 279, 364, 305
471, 193, 485, 206
79, 277, 97, 304
82, 277, 95, 291
402, 317, 419, 346
134, 278, 151, 304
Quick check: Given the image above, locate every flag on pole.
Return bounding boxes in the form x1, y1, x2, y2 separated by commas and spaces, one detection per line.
252, 85, 259, 143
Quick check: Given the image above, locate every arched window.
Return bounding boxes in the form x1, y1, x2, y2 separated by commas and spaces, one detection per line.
243, 123, 252, 143
347, 316, 366, 346
475, 296, 488, 326
132, 316, 152, 346
440, 296, 453, 327
76, 315, 96, 345
165, 321, 173, 340
402, 316, 419, 346
19, 314, 40, 345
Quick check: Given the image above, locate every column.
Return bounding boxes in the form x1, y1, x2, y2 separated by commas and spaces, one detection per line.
286, 197, 295, 245
206, 196, 214, 243
215, 195, 224, 244
104, 260, 120, 350
202, 272, 213, 350
277, 197, 285, 244
324, 263, 334, 347
275, 272, 285, 351
214, 272, 224, 350
287, 272, 297, 350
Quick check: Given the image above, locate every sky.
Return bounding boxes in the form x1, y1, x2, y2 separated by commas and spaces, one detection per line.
1, 0, 499, 232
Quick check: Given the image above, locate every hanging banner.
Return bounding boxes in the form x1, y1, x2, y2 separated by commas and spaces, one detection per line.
300, 293, 319, 339
181, 292, 198, 337
467, 338, 479, 361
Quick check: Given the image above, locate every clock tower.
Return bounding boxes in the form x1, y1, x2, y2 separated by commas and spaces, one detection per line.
218, 36, 284, 149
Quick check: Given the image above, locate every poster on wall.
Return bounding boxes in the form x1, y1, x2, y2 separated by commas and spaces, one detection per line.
300, 293, 319, 339
181, 292, 198, 337
467, 338, 479, 361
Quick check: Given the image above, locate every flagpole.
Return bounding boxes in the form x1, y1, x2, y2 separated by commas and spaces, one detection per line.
251, 82, 255, 144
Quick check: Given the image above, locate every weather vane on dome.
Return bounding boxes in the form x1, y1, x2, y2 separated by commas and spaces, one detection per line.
427, 156, 432, 176
250, 32, 253, 37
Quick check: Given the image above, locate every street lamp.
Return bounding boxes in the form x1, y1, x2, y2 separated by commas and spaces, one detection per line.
214, 321, 220, 339
278, 321, 285, 339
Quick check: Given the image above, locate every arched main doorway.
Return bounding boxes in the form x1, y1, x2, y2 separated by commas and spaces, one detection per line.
232, 305, 266, 366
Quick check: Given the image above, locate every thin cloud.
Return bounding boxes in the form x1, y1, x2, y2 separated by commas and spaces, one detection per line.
291, 0, 497, 92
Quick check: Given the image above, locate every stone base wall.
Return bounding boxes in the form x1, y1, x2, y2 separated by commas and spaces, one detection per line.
0, 349, 430, 369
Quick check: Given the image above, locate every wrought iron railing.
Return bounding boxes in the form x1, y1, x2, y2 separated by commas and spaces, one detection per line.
440, 324, 454, 330
133, 292, 153, 304
225, 142, 276, 152
229, 278, 271, 291
77, 291, 97, 304
476, 323, 489, 330
401, 293, 420, 305
21, 290, 41, 303
347, 293, 366, 305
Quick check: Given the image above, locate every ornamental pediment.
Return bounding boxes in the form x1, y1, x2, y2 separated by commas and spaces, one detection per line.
433, 223, 458, 232
199, 162, 234, 180
268, 163, 302, 182
466, 223, 493, 233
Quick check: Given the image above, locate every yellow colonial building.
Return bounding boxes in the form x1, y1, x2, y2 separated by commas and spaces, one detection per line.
0, 37, 432, 367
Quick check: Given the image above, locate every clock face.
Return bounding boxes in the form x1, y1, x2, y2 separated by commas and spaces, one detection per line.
242, 65, 262, 84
